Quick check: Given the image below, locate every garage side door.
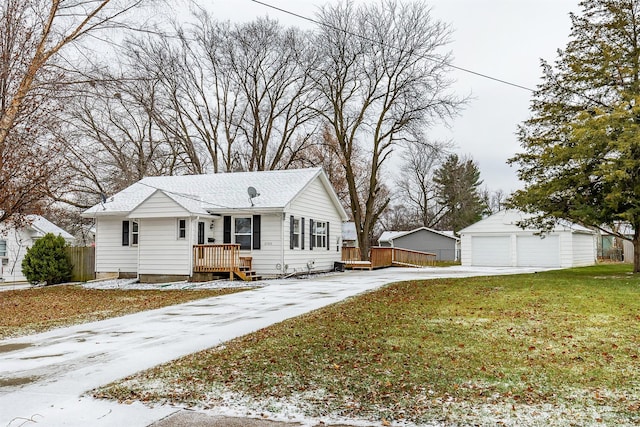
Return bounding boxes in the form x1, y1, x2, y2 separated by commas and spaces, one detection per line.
471, 236, 511, 266
516, 235, 560, 267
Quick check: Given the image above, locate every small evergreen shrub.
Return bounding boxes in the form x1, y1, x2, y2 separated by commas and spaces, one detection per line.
22, 233, 72, 286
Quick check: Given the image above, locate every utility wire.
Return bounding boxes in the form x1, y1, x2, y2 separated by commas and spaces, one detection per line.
250, 0, 535, 92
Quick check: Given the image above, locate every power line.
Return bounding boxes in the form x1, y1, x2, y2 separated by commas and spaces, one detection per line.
249, 0, 535, 92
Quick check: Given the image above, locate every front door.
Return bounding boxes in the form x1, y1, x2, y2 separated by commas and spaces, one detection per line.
197, 221, 205, 245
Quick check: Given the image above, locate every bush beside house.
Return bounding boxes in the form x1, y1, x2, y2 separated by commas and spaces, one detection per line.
21, 233, 72, 285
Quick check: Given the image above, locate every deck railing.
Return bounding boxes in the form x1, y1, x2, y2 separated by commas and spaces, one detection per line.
193, 244, 241, 272
392, 248, 436, 266
341, 246, 437, 269
341, 247, 362, 262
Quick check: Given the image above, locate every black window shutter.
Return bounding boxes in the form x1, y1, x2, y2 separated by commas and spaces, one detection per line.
326, 222, 330, 250
252, 215, 261, 250
198, 222, 205, 245
122, 221, 129, 246
301, 218, 305, 249
289, 215, 294, 250
223, 216, 231, 244
309, 219, 314, 250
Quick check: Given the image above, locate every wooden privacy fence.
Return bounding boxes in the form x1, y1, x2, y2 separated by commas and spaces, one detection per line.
341, 246, 436, 269
65, 246, 95, 282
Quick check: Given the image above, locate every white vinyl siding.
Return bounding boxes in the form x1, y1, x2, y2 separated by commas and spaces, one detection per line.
571, 233, 597, 267
0, 227, 28, 282
138, 218, 191, 275
471, 236, 511, 266
284, 176, 343, 274
461, 211, 596, 268
517, 235, 560, 267
208, 213, 283, 277
95, 218, 138, 274
247, 214, 282, 275
129, 191, 190, 218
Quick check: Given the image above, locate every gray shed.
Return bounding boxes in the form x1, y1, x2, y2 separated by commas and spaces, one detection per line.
378, 227, 459, 261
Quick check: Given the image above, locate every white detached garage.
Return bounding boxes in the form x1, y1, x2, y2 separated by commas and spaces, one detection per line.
459, 210, 596, 268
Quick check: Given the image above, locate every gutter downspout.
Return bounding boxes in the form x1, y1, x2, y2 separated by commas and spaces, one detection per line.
189, 217, 197, 280
135, 218, 140, 281
281, 211, 286, 276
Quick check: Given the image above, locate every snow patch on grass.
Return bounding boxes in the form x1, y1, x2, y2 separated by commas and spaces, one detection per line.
82, 278, 266, 290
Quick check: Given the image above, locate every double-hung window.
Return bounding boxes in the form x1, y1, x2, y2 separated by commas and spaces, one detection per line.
313, 221, 327, 249
292, 218, 300, 248
177, 219, 187, 239
224, 215, 261, 250
234, 217, 252, 250
131, 221, 139, 246
0, 239, 6, 257
122, 220, 139, 246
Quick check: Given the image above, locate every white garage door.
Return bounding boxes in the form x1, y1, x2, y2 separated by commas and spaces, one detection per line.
516, 235, 560, 267
471, 236, 511, 266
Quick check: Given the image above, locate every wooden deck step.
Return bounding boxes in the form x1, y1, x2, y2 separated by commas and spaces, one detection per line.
235, 270, 262, 282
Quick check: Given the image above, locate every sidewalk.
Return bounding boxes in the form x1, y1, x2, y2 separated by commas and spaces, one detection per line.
0, 266, 545, 426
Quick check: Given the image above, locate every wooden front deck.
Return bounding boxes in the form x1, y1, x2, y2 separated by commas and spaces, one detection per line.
341, 247, 436, 270
193, 244, 260, 281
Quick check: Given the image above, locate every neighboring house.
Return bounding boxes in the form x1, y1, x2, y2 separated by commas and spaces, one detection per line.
82, 168, 349, 282
459, 210, 596, 268
0, 216, 75, 283
378, 227, 460, 261
341, 222, 358, 247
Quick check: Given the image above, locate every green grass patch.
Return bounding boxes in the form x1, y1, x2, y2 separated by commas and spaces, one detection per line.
96, 265, 640, 425
0, 285, 246, 339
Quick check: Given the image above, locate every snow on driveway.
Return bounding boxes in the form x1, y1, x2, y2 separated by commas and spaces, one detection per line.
0, 266, 547, 426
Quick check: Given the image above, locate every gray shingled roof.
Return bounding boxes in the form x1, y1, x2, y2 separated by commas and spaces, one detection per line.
83, 168, 346, 218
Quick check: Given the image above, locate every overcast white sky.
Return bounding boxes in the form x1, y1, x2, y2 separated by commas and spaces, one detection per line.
193, 0, 581, 193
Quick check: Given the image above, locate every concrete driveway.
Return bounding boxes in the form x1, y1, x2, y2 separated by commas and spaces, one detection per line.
0, 266, 546, 426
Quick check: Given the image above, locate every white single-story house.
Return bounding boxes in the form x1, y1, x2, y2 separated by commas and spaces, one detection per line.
378, 227, 460, 261
459, 210, 596, 268
0, 215, 75, 282
82, 168, 349, 282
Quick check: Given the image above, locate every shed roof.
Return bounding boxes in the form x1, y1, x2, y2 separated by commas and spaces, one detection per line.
82, 168, 348, 220
379, 227, 460, 244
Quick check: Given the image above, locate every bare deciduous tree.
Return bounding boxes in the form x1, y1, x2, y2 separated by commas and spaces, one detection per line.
225, 18, 319, 171
0, 0, 151, 222
59, 75, 177, 207
314, 0, 464, 259
397, 139, 452, 228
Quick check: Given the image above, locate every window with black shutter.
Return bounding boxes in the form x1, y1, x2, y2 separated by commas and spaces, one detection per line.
223, 216, 231, 244
252, 215, 261, 250
290, 215, 295, 250
122, 221, 130, 246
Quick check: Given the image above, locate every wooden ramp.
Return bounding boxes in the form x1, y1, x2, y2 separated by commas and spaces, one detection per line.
342, 247, 436, 270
